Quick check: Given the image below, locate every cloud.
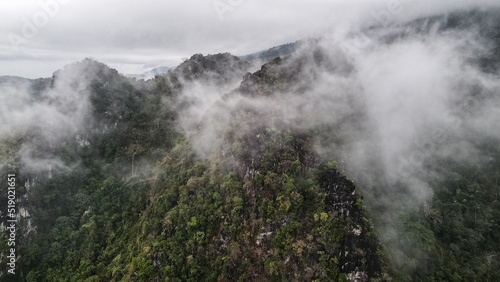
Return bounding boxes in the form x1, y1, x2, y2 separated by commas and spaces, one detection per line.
0, 59, 101, 176
1, 0, 499, 78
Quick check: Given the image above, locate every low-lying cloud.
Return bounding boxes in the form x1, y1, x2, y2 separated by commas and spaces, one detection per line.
176, 7, 500, 267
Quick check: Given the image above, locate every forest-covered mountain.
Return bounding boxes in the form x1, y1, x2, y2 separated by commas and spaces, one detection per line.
1, 8, 500, 281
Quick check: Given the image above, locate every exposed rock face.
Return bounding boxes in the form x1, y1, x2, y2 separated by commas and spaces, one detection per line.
319, 166, 382, 280
210, 45, 385, 280
173, 53, 251, 84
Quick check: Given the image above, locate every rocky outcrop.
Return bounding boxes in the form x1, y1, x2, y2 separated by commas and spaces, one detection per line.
173, 53, 251, 84
319, 165, 383, 280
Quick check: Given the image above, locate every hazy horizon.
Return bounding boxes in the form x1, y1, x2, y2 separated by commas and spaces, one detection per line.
2, 0, 500, 78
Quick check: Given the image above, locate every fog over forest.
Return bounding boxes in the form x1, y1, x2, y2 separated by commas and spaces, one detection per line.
1, 1, 500, 281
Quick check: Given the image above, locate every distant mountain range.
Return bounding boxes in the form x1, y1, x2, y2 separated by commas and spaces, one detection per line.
239, 40, 303, 62
125, 41, 304, 80
126, 66, 172, 80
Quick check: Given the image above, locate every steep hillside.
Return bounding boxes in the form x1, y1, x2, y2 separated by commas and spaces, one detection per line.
0, 51, 386, 281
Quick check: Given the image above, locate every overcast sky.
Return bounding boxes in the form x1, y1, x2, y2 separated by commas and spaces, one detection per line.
1, 0, 498, 78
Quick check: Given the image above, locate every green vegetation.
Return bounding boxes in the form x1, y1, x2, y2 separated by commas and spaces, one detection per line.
0, 56, 383, 281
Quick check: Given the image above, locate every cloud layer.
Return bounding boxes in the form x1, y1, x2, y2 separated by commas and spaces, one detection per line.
2, 0, 500, 78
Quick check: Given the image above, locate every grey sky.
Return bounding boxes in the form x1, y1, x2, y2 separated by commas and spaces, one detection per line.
0, 0, 498, 78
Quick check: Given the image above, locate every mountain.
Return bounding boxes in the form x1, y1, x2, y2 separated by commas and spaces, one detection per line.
240, 40, 303, 62
126, 66, 171, 80
1, 8, 500, 282
0, 54, 386, 282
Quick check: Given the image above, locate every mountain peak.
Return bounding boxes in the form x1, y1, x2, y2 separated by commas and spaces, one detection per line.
172, 52, 250, 83
50, 58, 120, 89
